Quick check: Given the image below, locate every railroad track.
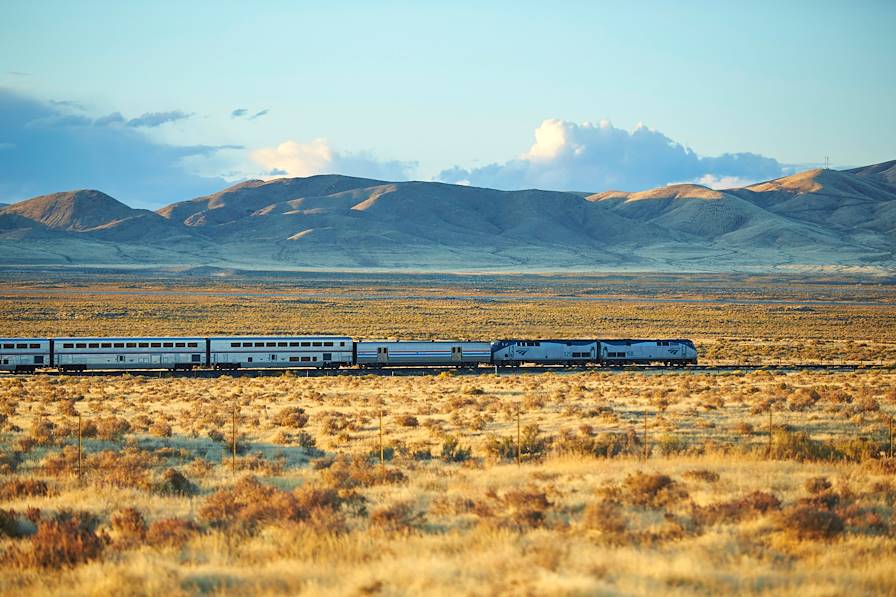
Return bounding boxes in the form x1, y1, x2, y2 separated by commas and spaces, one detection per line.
6, 363, 893, 379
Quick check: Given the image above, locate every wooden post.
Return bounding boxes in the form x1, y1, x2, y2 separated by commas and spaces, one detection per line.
889, 415, 893, 459
379, 409, 384, 468
767, 405, 773, 460
231, 405, 236, 477
643, 409, 649, 460
77, 412, 82, 482
516, 411, 521, 466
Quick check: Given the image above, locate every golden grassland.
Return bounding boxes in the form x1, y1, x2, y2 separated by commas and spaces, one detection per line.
1, 277, 895, 365
0, 369, 895, 595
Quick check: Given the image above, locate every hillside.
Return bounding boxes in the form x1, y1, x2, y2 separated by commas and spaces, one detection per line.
1, 161, 895, 271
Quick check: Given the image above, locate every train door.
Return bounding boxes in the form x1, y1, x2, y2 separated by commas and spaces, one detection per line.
377, 347, 389, 363
452, 346, 462, 362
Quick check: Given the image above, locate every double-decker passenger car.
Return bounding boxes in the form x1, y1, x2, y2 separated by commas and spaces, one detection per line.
598, 339, 697, 366
356, 341, 491, 368
0, 338, 51, 372
208, 336, 353, 369
53, 337, 206, 371
491, 339, 598, 367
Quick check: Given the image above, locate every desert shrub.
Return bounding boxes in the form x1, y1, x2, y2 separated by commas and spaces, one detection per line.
207, 429, 225, 443
780, 506, 844, 540
788, 388, 821, 411
493, 488, 551, 529
153, 468, 199, 496
79, 420, 98, 439
273, 407, 309, 429
582, 501, 627, 537
369, 501, 423, 533
149, 420, 172, 438
805, 477, 832, 494
110, 507, 146, 547
29, 418, 56, 446
683, 469, 720, 483
319, 457, 406, 489
395, 414, 419, 427
0, 478, 49, 499
484, 424, 549, 461
95, 416, 131, 441
656, 433, 688, 455
770, 430, 831, 461
0, 450, 23, 474
199, 476, 299, 533
694, 491, 781, 525
146, 518, 199, 547
88, 448, 160, 490
440, 435, 472, 462
733, 422, 754, 436
0, 509, 27, 538
623, 472, 687, 508
23, 516, 105, 568
555, 430, 638, 458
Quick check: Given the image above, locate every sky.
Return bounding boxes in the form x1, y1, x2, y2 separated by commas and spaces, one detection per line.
1, 0, 894, 208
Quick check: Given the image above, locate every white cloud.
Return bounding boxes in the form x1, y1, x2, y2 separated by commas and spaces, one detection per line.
438, 119, 783, 192
694, 174, 757, 189
250, 138, 417, 181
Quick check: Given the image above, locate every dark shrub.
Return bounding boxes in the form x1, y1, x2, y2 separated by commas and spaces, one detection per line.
146, 518, 199, 547
369, 501, 422, 532
110, 507, 146, 547
805, 477, 832, 494
154, 468, 199, 496
0, 478, 49, 499
27, 517, 105, 567
623, 473, 687, 508
273, 407, 309, 429
781, 507, 844, 540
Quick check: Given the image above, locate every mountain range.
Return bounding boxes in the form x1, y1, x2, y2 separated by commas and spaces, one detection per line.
1, 160, 895, 272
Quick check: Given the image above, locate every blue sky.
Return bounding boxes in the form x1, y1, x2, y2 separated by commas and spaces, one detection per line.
1, 1, 894, 207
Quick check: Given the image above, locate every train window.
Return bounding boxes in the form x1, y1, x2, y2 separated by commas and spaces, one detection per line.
312, 356, 317, 361
150, 342, 161, 348
76, 343, 86, 348
191, 354, 200, 362
113, 343, 124, 348
88, 343, 99, 349
323, 353, 332, 360
266, 342, 275, 347
324, 341, 333, 347
247, 357, 253, 363
101, 343, 112, 348
139, 342, 149, 348
243, 342, 253, 347
163, 342, 173, 348
30, 343, 40, 349
126, 343, 136, 348
254, 342, 264, 347
278, 342, 287, 347
300, 356, 310, 362
34, 355, 44, 364
271, 354, 276, 360
187, 342, 198, 348
289, 356, 300, 362
2, 343, 12, 349
289, 342, 299, 347
313, 342, 322, 347
301, 342, 310, 347
63, 343, 74, 349
16, 343, 27, 349
175, 342, 185, 348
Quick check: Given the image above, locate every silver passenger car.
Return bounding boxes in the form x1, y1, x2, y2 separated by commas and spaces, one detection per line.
598, 339, 698, 366
356, 341, 491, 368
491, 339, 598, 366
53, 337, 205, 371
0, 338, 51, 372
208, 336, 353, 369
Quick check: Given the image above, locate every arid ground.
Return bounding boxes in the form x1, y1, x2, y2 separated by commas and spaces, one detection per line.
0, 271, 894, 595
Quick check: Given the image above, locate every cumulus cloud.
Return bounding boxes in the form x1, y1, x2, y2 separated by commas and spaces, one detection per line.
126, 110, 192, 128
0, 88, 233, 208
438, 119, 783, 192
250, 138, 417, 181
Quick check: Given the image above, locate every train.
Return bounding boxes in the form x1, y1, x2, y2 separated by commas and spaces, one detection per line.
0, 335, 697, 373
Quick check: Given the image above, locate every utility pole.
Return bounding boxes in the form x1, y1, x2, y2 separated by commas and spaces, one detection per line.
516, 411, 521, 466
643, 409, 649, 460
231, 405, 237, 477
767, 405, 773, 460
77, 412, 82, 483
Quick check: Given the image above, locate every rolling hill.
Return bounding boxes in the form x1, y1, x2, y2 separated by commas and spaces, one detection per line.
1, 161, 894, 271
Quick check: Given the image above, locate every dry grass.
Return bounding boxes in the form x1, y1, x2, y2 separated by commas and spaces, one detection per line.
0, 367, 894, 595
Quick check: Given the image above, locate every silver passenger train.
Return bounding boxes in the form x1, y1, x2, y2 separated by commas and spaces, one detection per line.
0, 336, 697, 373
